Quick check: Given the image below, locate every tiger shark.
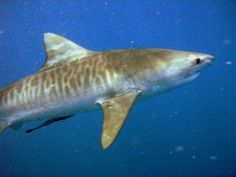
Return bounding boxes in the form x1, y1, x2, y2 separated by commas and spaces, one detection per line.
0, 33, 214, 149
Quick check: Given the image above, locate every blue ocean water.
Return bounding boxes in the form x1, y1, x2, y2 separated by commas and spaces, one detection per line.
0, 1, 235, 177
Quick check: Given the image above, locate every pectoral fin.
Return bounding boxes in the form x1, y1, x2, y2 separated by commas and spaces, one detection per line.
97, 90, 141, 149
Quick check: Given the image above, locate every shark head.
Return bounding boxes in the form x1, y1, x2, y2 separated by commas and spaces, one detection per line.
151, 49, 215, 87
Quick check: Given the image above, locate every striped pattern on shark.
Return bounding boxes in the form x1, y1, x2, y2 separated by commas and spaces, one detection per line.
0, 33, 214, 149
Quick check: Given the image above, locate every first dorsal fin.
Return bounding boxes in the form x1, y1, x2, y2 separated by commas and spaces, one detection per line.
42, 33, 92, 70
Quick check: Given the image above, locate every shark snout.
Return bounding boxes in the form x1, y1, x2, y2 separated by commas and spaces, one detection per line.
203, 54, 215, 63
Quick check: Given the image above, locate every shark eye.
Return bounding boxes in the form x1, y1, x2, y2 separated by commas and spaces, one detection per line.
195, 58, 201, 64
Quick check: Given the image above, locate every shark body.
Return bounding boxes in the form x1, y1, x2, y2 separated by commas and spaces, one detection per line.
0, 33, 214, 149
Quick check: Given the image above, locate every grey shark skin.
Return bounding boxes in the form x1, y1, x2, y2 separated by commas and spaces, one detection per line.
0, 33, 214, 149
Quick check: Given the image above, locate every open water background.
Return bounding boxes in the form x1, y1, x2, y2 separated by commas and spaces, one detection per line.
0, 1, 235, 177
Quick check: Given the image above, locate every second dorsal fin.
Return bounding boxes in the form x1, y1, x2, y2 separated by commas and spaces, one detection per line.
42, 33, 92, 70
